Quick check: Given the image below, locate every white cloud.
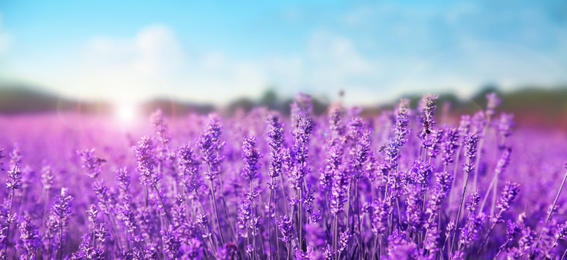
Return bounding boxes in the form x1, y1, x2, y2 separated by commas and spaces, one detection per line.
80, 24, 269, 104
0, 13, 13, 54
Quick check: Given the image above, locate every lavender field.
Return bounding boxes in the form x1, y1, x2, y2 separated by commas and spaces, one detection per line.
1, 93, 567, 260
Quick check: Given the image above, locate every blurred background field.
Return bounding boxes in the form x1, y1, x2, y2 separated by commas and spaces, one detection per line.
0, 1, 566, 128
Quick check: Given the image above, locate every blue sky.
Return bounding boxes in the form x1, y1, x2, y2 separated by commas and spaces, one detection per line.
0, 0, 566, 106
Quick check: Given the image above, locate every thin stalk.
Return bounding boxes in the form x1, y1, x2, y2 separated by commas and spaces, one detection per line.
205, 161, 225, 247
448, 147, 462, 209
472, 126, 488, 191
287, 241, 292, 260
491, 177, 498, 216
479, 171, 499, 214
333, 215, 339, 260
532, 171, 567, 257
58, 223, 63, 260
475, 223, 495, 256
355, 179, 363, 260
250, 181, 257, 260
451, 168, 470, 253
152, 184, 172, 223
208, 178, 224, 246
4, 189, 14, 260
545, 171, 567, 225
268, 189, 274, 259
298, 185, 304, 251
494, 238, 512, 258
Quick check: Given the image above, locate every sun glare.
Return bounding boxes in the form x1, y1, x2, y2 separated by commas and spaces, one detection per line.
115, 102, 139, 124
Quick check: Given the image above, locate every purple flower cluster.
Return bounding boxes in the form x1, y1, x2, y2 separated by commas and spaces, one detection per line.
1, 92, 567, 259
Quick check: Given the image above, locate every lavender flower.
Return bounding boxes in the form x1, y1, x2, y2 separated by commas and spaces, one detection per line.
176, 144, 201, 193
78, 149, 106, 179
330, 166, 348, 215
0, 147, 4, 171
289, 107, 314, 189
9, 143, 21, 167
162, 227, 181, 260
406, 188, 424, 231
418, 94, 438, 138
328, 104, 345, 139
6, 164, 22, 191
408, 159, 432, 188
349, 129, 372, 179
133, 136, 158, 187
459, 213, 484, 250
241, 136, 261, 182
485, 92, 501, 120
115, 168, 137, 236
394, 99, 410, 147
426, 171, 452, 224
321, 142, 344, 193
41, 163, 55, 191
338, 229, 351, 255
497, 113, 514, 138
51, 188, 73, 260
442, 127, 460, 166
383, 99, 411, 174
372, 198, 392, 236
458, 115, 471, 137
198, 114, 224, 177
277, 215, 293, 243
493, 182, 520, 223
424, 225, 441, 254
150, 109, 171, 159
266, 113, 285, 184
427, 128, 444, 159
17, 215, 41, 260
463, 133, 479, 174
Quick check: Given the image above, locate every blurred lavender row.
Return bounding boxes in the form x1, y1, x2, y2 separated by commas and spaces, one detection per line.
1, 92, 567, 259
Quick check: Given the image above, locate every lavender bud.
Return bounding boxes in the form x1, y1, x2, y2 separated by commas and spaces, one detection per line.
372, 198, 391, 236
406, 188, 424, 231
78, 149, 106, 179
394, 99, 411, 146
463, 133, 479, 174
442, 127, 460, 166
176, 144, 201, 193
17, 215, 41, 260
0, 147, 5, 171
328, 104, 345, 138
427, 128, 444, 159
493, 181, 520, 223
6, 164, 22, 191
494, 147, 512, 176
9, 143, 22, 167
555, 222, 567, 241
41, 163, 55, 191
320, 142, 343, 193
150, 109, 171, 156
133, 136, 159, 187
459, 213, 484, 248
241, 136, 261, 182
485, 92, 501, 119
497, 113, 514, 138
266, 113, 285, 180
350, 130, 372, 179
53, 188, 73, 228
458, 115, 471, 137
198, 114, 225, 181
418, 94, 438, 138
330, 166, 348, 215
466, 191, 481, 213
277, 215, 293, 243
